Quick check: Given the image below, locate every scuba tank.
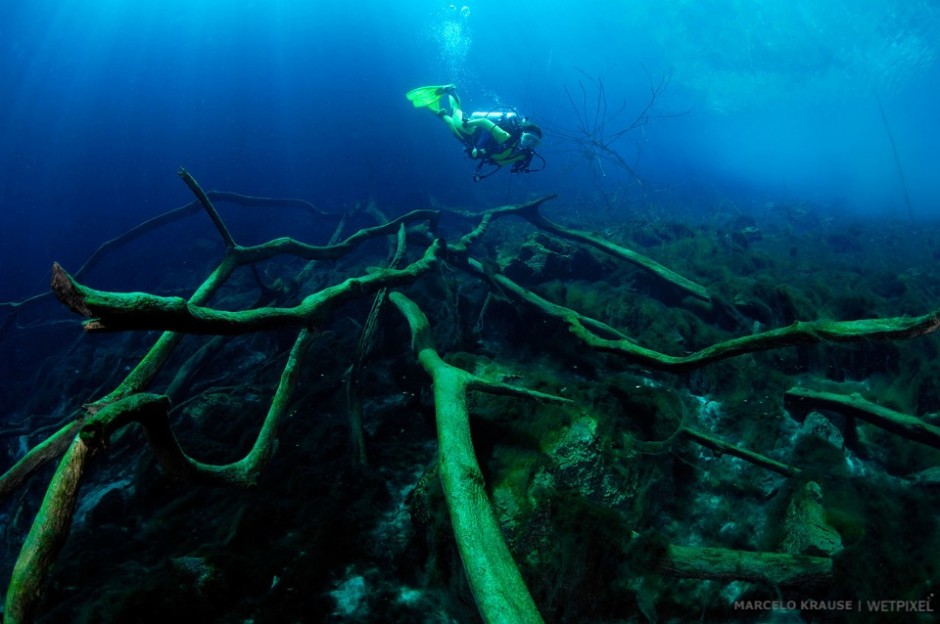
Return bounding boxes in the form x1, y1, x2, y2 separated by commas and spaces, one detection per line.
469, 110, 520, 128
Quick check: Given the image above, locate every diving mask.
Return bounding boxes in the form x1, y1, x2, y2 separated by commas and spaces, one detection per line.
519, 131, 540, 150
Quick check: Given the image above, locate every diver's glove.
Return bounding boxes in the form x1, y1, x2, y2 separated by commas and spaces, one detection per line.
470, 147, 486, 159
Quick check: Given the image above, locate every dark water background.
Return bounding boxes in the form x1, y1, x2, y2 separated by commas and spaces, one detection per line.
1, 0, 938, 301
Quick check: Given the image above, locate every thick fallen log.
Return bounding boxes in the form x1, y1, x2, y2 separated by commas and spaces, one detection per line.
660, 542, 832, 588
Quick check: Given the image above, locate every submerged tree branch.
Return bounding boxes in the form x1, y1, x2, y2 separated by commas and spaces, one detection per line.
680, 427, 801, 478
452, 195, 712, 303
784, 387, 940, 450
0, 420, 83, 502
390, 291, 571, 624
4, 393, 170, 624
50, 240, 443, 334
178, 167, 236, 249
472, 261, 940, 372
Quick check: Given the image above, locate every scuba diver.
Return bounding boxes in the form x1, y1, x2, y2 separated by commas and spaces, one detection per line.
406, 84, 544, 182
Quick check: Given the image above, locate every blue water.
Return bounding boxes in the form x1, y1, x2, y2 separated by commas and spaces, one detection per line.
1, 0, 938, 299
4, 3, 940, 621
